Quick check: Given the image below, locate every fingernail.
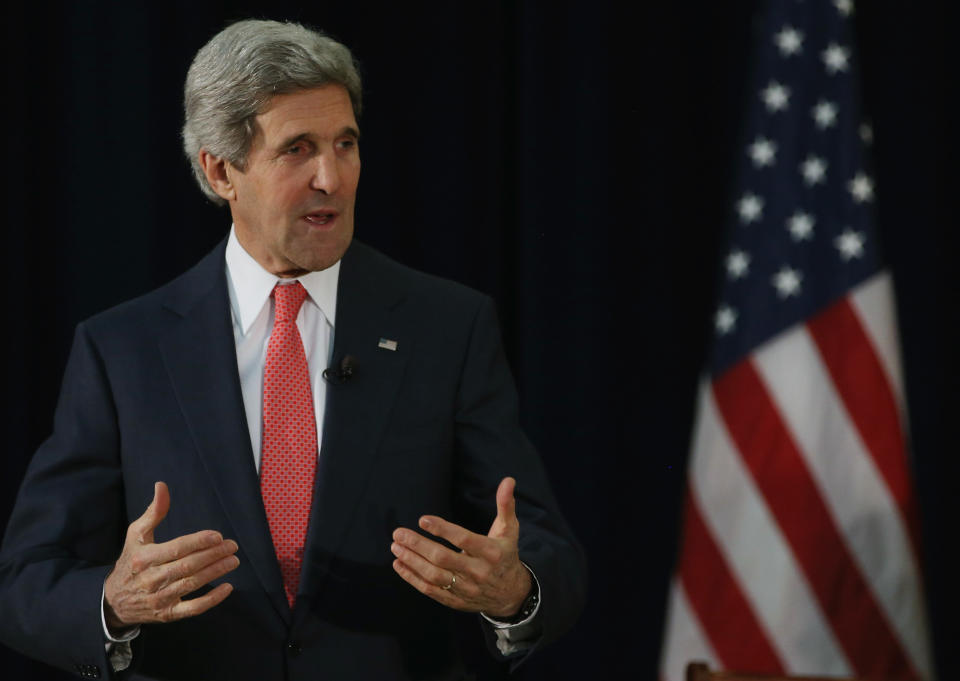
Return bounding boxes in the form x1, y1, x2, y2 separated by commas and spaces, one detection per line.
392, 529, 403, 542
390, 543, 401, 557
420, 517, 433, 529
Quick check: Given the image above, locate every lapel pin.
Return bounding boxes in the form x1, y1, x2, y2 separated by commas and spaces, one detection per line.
378, 338, 398, 351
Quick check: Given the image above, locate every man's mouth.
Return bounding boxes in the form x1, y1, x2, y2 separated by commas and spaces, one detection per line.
303, 210, 337, 226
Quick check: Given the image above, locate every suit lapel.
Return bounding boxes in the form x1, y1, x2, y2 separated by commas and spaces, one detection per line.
299, 242, 409, 600
157, 242, 290, 625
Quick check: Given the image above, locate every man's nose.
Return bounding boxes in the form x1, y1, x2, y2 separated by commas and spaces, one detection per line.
309, 154, 341, 194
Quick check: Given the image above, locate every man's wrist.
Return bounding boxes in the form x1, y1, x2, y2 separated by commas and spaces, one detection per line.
101, 584, 139, 643
492, 585, 539, 625
482, 563, 540, 627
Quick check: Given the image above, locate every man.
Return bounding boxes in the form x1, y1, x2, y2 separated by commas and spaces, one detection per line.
0, 18, 585, 681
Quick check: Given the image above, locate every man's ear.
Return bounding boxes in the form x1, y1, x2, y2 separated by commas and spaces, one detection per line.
198, 149, 237, 202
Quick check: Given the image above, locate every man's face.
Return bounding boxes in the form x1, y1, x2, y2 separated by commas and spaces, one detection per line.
226, 84, 360, 276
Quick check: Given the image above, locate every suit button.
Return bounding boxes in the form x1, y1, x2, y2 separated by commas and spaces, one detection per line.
287, 641, 302, 656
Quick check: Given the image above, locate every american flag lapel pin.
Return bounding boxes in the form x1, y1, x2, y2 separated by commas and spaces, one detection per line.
378, 338, 398, 351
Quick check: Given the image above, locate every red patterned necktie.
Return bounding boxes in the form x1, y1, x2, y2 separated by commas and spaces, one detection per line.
260, 281, 317, 608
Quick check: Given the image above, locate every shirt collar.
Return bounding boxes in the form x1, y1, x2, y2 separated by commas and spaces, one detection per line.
225, 225, 340, 336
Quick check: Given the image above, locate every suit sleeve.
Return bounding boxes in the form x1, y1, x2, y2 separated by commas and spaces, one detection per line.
451, 295, 587, 662
0, 322, 134, 679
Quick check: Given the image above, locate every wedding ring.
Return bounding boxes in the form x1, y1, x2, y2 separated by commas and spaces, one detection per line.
442, 574, 457, 590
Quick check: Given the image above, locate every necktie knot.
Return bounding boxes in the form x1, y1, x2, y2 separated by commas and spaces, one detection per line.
273, 281, 308, 325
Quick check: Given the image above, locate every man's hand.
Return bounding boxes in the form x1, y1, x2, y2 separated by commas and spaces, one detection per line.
103, 482, 239, 632
391, 477, 532, 618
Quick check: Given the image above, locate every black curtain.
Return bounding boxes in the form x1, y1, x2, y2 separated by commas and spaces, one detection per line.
1, 2, 950, 679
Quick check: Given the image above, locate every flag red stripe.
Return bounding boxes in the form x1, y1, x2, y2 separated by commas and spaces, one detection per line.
806, 298, 922, 554
712, 361, 917, 680
678, 488, 784, 674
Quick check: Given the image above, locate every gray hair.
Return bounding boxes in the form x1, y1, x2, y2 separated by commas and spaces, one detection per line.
182, 19, 362, 204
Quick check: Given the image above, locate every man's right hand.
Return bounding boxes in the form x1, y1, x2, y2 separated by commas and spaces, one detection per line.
103, 482, 239, 632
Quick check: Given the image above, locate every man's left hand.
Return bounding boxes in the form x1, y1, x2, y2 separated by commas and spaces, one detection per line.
391, 476, 531, 619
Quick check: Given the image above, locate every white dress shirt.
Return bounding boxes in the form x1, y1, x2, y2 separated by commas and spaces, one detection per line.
225, 227, 339, 471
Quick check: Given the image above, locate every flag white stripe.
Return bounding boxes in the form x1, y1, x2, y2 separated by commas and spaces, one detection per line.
661, 580, 719, 681
753, 323, 932, 679
848, 273, 908, 416
690, 384, 851, 675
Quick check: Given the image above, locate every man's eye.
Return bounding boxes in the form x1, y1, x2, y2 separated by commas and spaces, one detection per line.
286, 145, 305, 154
338, 139, 357, 150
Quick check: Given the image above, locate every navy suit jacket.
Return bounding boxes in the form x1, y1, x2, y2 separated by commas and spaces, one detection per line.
0, 239, 586, 680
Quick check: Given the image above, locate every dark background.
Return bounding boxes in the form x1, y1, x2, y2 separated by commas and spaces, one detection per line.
1, 1, 950, 678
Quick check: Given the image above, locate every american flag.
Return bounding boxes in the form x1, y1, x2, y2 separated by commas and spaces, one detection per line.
658, 1, 933, 680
